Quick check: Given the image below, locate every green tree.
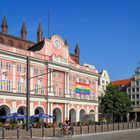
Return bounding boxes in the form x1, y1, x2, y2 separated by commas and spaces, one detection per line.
99, 83, 132, 122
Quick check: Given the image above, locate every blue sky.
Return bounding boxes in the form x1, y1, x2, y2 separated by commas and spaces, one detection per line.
0, 0, 140, 80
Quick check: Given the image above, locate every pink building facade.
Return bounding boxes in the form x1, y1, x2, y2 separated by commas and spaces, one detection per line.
0, 16, 99, 124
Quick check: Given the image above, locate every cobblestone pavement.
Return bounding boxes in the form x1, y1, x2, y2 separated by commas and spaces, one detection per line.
3, 129, 140, 140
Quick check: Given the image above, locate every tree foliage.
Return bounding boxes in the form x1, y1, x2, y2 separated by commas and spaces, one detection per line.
99, 83, 132, 122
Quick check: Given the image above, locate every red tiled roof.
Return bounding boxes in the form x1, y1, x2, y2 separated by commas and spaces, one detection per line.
112, 78, 134, 86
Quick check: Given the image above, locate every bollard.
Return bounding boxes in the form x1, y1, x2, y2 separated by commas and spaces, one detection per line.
118, 123, 119, 130
101, 124, 103, 132
80, 125, 82, 134
113, 123, 114, 131
53, 124, 55, 136
95, 124, 96, 133
107, 123, 109, 132
30, 127, 32, 138
127, 122, 129, 129
42, 127, 45, 137
136, 121, 137, 128
17, 127, 19, 139
2, 127, 4, 139
132, 122, 133, 129
88, 125, 89, 133
123, 122, 124, 130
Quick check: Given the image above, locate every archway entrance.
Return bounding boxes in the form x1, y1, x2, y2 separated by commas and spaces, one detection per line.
69, 109, 76, 123
17, 106, 26, 123
53, 108, 61, 124
17, 106, 26, 115
34, 107, 44, 123
0, 105, 10, 123
79, 109, 86, 122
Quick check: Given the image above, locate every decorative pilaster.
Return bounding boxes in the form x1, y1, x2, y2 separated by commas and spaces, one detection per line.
30, 65, 34, 94
12, 61, 16, 92
76, 105, 79, 122
47, 102, 50, 123
12, 100, 16, 113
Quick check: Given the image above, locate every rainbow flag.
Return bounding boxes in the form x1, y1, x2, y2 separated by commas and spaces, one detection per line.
75, 82, 91, 94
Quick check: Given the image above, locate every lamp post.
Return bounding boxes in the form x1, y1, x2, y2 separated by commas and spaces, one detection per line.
26, 57, 55, 131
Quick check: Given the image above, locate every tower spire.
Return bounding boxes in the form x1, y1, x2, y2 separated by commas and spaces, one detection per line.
75, 42, 80, 64
37, 22, 43, 42
1, 16, 8, 33
21, 21, 27, 40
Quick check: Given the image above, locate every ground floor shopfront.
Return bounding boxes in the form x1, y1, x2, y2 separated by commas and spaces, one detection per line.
130, 108, 140, 122
0, 93, 99, 124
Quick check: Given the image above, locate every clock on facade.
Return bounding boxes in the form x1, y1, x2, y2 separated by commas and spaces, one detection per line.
54, 40, 60, 49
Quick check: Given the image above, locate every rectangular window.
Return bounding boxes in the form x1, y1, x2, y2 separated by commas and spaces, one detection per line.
136, 87, 139, 92
34, 68, 38, 75
6, 63, 10, 70
6, 80, 11, 92
79, 78, 82, 83
17, 65, 22, 72
137, 94, 139, 99
136, 81, 139, 86
59, 88, 62, 96
69, 89, 72, 97
137, 101, 139, 105
41, 85, 44, 94
132, 95, 135, 99
40, 70, 44, 74
18, 82, 21, 93
52, 72, 56, 78
0, 61, 3, 69
73, 90, 76, 98
0, 81, 3, 91
35, 84, 38, 94
53, 87, 56, 96
83, 79, 86, 84
73, 77, 76, 82
132, 88, 135, 92
24, 67, 26, 73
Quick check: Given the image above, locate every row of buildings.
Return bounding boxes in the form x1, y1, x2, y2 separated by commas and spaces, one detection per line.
112, 67, 140, 121
0, 16, 110, 124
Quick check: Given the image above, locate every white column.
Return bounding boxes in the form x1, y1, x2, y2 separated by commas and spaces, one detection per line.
64, 103, 69, 120
76, 105, 79, 122
95, 106, 98, 122
30, 102, 34, 115
50, 102, 53, 123
50, 69, 53, 93
64, 73, 67, 95
12, 100, 16, 113
12, 61, 16, 92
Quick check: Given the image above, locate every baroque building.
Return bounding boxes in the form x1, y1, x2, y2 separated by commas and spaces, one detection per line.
0, 16, 106, 123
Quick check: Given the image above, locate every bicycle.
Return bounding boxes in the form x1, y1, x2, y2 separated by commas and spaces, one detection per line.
58, 126, 73, 138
